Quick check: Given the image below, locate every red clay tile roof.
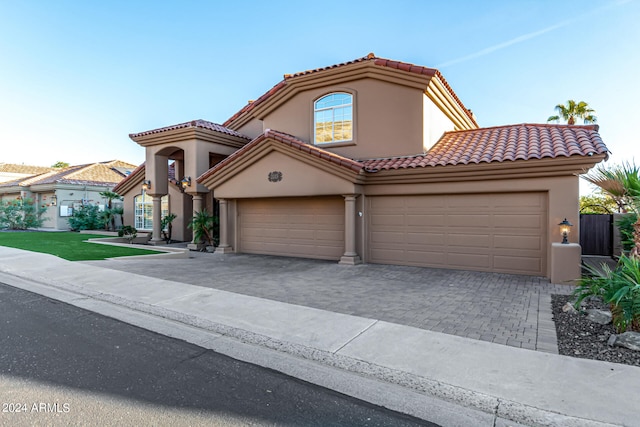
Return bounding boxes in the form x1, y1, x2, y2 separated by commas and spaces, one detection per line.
129, 119, 250, 139
0, 164, 54, 174
0, 161, 135, 188
362, 124, 608, 171
198, 129, 363, 182
222, 54, 476, 127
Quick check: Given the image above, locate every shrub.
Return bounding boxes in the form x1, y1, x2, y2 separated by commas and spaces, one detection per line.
118, 225, 137, 244
67, 204, 102, 231
574, 255, 640, 332
0, 198, 46, 230
617, 213, 638, 253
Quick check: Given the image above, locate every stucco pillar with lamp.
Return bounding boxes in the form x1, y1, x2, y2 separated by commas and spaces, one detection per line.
215, 198, 233, 254
339, 194, 362, 265
550, 217, 581, 284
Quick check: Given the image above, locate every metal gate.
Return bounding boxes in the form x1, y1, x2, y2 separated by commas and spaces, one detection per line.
580, 214, 613, 256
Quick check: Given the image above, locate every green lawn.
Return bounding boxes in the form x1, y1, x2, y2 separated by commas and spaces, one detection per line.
0, 231, 163, 261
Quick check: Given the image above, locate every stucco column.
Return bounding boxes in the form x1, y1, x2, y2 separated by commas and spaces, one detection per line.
191, 193, 204, 215
215, 198, 233, 254
339, 194, 362, 265
149, 195, 163, 245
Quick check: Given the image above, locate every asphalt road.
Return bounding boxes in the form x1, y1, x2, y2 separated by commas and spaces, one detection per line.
0, 282, 437, 427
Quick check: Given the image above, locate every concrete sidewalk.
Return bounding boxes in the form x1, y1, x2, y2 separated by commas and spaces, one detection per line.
0, 246, 636, 427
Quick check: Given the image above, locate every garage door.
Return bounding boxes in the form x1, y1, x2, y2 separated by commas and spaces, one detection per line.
368, 193, 547, 275
238, 197, 344, 260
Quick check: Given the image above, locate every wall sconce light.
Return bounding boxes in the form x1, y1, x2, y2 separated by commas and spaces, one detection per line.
180, 177, 191, 190
50, 195, 57, 206
142, 180, 151, 191
558, 218, 573, 244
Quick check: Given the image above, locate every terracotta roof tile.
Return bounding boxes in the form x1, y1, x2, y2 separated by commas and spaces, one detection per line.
222, 54, 476, 127
130, 119, 250, 139
0, 164, 54, 174
362, 124, 608, 171
0, 161, 136, 188
198, 129, 363, 183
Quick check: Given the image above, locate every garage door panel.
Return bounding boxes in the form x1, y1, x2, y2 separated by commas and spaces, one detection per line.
239, 197, 344, 260
406, 214, 445, 227
448, 214, 490, 227
368, 193, 546, 275
494, 235, 542, 250
494, 214, 543, 229
447, 234, 491, 247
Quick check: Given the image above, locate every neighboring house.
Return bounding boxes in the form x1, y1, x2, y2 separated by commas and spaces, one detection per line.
0, 160, 136, 230
115, 54, 608, 281
0, 163, 54, 183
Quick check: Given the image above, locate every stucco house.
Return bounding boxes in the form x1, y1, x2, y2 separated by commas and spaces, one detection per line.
0, 160, 136, 230
114, 54, 608, 282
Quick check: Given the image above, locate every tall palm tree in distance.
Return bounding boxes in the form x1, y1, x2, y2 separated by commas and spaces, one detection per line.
547, 100, 597, 125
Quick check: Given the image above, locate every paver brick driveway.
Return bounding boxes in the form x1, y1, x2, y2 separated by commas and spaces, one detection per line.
86, 252, 574, 353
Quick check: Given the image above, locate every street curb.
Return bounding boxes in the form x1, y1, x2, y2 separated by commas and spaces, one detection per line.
0, 270, 619, 427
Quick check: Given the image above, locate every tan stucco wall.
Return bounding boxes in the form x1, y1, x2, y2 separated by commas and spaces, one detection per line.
235, 117, 264, 140
262, 79, 424, 160
213, 150, 358, 199
423, 94, 455, 151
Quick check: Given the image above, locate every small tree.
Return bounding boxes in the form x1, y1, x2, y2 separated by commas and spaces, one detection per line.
51, 161, 70, 169
67, 204, 102, 231
161, 213, 177, 243
0, 198, 46, 230
99, 191, 123, 231
188, 210, 218, 247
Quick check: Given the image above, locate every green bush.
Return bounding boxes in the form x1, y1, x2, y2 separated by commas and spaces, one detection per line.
616, 213, 638, 253
0, 198, 46, 230
574, 255, 640, 332
67, 204, 102, 231
117, 225, 137, 244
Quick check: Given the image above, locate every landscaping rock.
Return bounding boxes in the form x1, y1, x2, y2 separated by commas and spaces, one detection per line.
613, 332, 640, 352
585, 309, 612, 325
562, 302, 578, 314
607, 334, 617, 347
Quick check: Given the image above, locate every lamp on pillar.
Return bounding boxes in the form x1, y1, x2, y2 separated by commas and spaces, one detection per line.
558, 218, 573, 244
142, 180, 151, 191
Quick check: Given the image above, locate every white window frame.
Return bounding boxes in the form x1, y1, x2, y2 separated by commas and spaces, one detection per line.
314, 92, 353, 144
134, 191, 168, 230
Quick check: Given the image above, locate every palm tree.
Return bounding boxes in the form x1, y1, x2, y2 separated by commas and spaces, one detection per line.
99, 191, 123, 231
547, 100, 597, 125
582, 162, 640, 257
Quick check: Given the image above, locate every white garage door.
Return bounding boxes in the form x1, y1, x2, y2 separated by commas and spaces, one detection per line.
368, 193, 547, 275
238, 197, 344, 260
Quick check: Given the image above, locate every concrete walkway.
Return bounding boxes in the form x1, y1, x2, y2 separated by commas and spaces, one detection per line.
0, 246, 637, 427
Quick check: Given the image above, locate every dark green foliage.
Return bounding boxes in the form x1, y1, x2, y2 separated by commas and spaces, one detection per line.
188, 211, 218, 246
67, 204, 102, 231
0, 198, 46, 230
161, 213, 177, 243
117, 225, 138, 244
574, 255, 640, 332
617, 213, 638, 253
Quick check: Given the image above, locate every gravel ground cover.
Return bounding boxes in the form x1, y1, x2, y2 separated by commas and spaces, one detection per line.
552, 294, 640, 367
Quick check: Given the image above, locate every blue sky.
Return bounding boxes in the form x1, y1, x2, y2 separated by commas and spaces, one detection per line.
1, 0, 638, 190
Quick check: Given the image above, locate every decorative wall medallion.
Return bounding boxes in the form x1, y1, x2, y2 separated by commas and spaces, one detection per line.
268, 171, 283, 182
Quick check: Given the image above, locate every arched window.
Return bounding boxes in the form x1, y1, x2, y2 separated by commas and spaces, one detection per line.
314, 92, 353, 144
134, 191, 168, 230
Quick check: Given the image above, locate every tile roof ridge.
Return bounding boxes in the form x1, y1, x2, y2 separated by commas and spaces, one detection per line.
444, 123, 601, 135
130, 119, 250, 139
223, 53, 477, 128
